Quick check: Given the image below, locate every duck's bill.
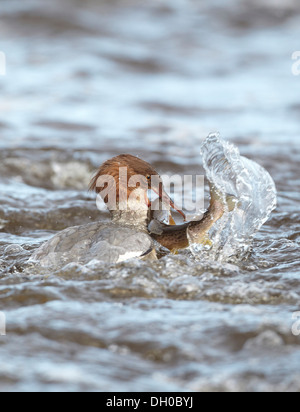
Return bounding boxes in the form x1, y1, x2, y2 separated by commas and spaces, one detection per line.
152, 185, 186, 221
166, 195, 186, 221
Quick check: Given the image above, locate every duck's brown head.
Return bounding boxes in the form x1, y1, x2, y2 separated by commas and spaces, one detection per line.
89, 154, 185, 219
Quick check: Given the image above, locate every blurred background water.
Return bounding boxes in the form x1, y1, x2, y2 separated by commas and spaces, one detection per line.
0, 0, 300, 392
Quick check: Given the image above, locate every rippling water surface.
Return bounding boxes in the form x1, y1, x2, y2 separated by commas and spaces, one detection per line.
1, 0, 300, 392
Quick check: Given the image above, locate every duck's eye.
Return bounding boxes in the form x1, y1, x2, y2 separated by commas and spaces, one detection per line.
146, 175, 151, 181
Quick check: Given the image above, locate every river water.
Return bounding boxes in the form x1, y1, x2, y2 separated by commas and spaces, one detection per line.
0, 0, 300, 392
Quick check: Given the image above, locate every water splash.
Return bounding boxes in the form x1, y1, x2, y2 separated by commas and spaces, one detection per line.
192, 133, 277, 260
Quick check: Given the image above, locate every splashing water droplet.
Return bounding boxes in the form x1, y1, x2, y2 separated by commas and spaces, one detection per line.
193, 133, 277, 260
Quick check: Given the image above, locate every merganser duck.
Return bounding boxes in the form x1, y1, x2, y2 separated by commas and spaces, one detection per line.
31, 154, 235, 268
31, 154, 185, 267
